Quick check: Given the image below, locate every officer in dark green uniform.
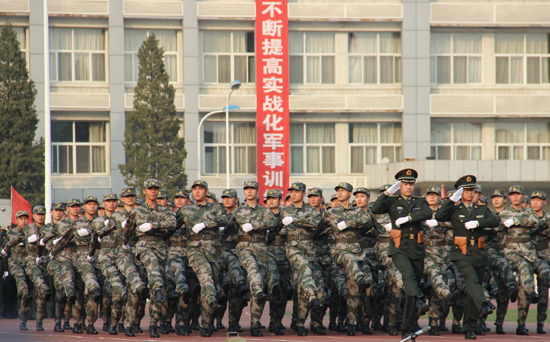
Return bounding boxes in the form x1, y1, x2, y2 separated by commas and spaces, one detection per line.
435, 175, 500, 339
371, 168, 432, 338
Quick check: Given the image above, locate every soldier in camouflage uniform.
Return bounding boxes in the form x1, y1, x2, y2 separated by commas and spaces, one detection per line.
315, 183, 373, 336
1, 211, 35, 330
124, 179, 176, 338
500, 185, 550, 335
225, 181, 282, 336
219, 188, 248, 333
176, 180, 227, 337
279, 182, 326, 336
531, 191, 550, 334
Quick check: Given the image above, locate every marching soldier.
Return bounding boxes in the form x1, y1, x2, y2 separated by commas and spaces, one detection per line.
531, 191, 550, 334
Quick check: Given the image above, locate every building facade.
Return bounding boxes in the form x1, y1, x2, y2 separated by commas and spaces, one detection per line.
4, 0, 550, 201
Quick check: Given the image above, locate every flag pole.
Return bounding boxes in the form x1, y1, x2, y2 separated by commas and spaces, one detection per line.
44, 0, 52, 223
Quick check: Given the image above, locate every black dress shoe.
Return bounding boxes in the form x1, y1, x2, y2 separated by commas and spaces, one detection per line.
530, 291, 541, 304
496, 324, 506, 334
92, 289, 102, 302
134, 323, 143, 333
363, 326, 373, 335
538, 323, 546, 334
228, 325, 238, 333
465, 330, 477, 339
447, 290, 461, 306
430, 326, 440, 336
347, 324, 355, 336
312, 326, 326, 335
36, 322, 44, 331
276, 322, 286, 330
402, 330, 413, 339
309, 298, 324, 311
20, 321, 28, 331
510, 287, 519, 303
23, 294, 33, 306
297, 327, 308, 336
87, 324, 98, 334
184, 323, 192, 333
126, 326, 135, 337
109, 324, 118, 335
439, 321, 449, 332
389, 326, 398, 336
64, 321, 73, 330
154, 289, 166, 303
176, 325, 189, 336
516, 324, 529, 335
452, 324, 462, 334
479, 302, 493, 317
208, 322, 217, 333
54, 322, 65, 332
201, 327, 212, 337
68, 292, 77, 304
256, 291, 268, 304
73, 323, 83, 334
371, 320, 382, 331
150, 325, 160, 338
416, 298, 429, 316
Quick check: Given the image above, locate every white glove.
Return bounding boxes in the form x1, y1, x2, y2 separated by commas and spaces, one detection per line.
192, 222, 206, 234
242, 223, 253, 233
2, 271, 8, 279
36, 257, 42, 265
465, 220, 479, 230
122, 244, 129, 250
27, 234, 38, 243
49, 252, 54, 259
39, 238, 46, 246
395, 216, 411, 227
282, 216, 294, 226
426, 219, 438, 228
0, 249, 7, 257
219, 226, 225, 231
77, 228, 89, 237
384, 223, 392, 232
53, 238, 61, 245
122, 220, 127, 228
87, 255, 94, 262
337, 221, 347, 230
98, 236, 103, 242
387, 180, 402, 195
18, 242, 24, 246
138, 223, 152, 233
450, 187, 464, 202
503, 218, 516, 228
104, 219, 110, 226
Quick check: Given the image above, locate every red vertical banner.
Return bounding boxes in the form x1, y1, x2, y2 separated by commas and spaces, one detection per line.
11, 186, 33, 224
255, 0, 289, 202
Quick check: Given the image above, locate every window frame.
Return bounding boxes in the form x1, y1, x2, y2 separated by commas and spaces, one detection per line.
289, 32, 336, 85
430, 122, 483, 160
495, 122, 550, 160
289, 123, 337, 175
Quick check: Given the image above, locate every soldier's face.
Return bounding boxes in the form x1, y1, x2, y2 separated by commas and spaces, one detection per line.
530, 197, 546, 212
122, 195, 136, 206
509, 193, 524, 206
84, 202, 98, 216
266, 197, 280, 210
16, 216, 28, 227
104, 199, 118, 212
174, 197, 188, 208
461, 188, 475, 202
222, 197, 237, 209
156, 198, 168, 206
330, 199, 339, 208
144, 187, 159, 201
308, 195, 321, 207
399, 182, 414, 197
355, 193, 369, 208
193, 186, 207, 202
244, 188, 257, 200
51, 209, 64, 221
337, 189, 351, 202
492, 196, 506, 208
33, 213, 45, 225
207, 197, 216, 203
67, 205, 81, 218
285, 198, 292, 206
290, 190, 304, 203
425, 193, 441, 206
98, 209, 105, 216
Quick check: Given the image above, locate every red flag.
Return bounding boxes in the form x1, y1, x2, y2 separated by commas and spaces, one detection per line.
441, 184, 446, 198
11, 186, 33, 224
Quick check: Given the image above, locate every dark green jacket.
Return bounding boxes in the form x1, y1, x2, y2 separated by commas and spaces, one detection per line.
371, 192, 432, 259
435, 199, 500, 267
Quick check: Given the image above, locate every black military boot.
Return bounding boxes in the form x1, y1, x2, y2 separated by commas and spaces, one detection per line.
54, 321, 65, 332
208, 322, 217, 333
371, 319, 382, 331
297, 326, 308, 336
36, 322, 44, 331
272, 324, 284, 335
439, 320, 449, 332
159, 323, 169, 334
465, 330, 477, 339
495, 324, 506, 334
108, 324, 118, 335
208, 299, 222, 315
251, 327, 263, 336
347, 324, 356, 336
20, 321, 28, 331
64, 321, 72, 330
516, 324, 529, 335
479, 302, 493, 316
150, 325, 160, 338
134, 323, 143, 333
447, 290, 461, 306
228, 325, 239, 333
337, 322, 346, 332
363, 325, 373, 335
154, 289, 166, 303
216, 320, 225, 330
475, 324, 485, 335
312, 326, 326, 335
510, 287, 519, 303
92, 288, 102, 302
381, 322, 390, 332
125, 326, 135, 337
452, 324, 462, 334
87, 324, 98, 334
201, 327, 212, 337
430, 325, 440, 336
118, 322, 125, 332
177, 324, 189, 336
309, 297, 324, 311
102, 322, 109, 331
416, 298, 429, 316
328, 322, 338, 331
73, 323, 83, 334
388, 325, 398, 336
538, 323, 546, 334
168, 322, 175, 332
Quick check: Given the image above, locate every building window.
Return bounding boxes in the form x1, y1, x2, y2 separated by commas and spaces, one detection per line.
203, 122, 256, 175
430, 32, 482, 84
496, 122, 550, 160
51, 121, 107, 174
495, 33, 550, 84
50, 28, 106, 82
430, 122, 482, 160
203, 31, 255, 84
290, 123, 335, 174
349, 123, 402, 173
289, 32, 335, 84
125, 29, 178, 83
348, 32, 401, 84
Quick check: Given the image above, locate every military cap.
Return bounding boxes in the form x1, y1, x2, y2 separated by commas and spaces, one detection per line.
447, 190, 456, 198
285, 193, 290, 201
522, 197, 529, 204
191, 180, 208, 189
509, 185, 524, 195
330, 193, 338, 201
67, 198, 82, 207
531, 191, 547, 200
157, 189, 168, 199
307, 187, 323, 197
221, 189, 238, 198
135, 197, 144, 205
380, 184, 392, 191
121, 187, 136, 197
395, 168, 418, 183
174, 189, 189, 198
266, 189, 282, 199
475, 184, 482, 193
479, 196, 488, 205
243, 180, 259, 190
103, 192, 118, 202
117, 200, 124, 207
425, 185, 441, 196
335, 182, 353, 192
83, 195, 98, 204
454, 175, 476, 189
33, 205, 46, 214
491, 188, 506, 198
167, 201, 175, 208
207, 192, 217, 201
52, 202, 64, 210
15, 210, 29, 218
288, 182, 306, 192
98, 204, 105, 209
144, 178, 161, 189
353, 187, 370, 197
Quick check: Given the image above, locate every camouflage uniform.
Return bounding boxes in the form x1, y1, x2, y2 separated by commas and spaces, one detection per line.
536, 210, 550, 329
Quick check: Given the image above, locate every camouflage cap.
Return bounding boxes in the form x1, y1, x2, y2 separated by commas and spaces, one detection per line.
330, 193, 338, 201
33, 205, 46, 214
475, 184, 482, 193
479, 196, 488, 205
174, 189, 189, 198
121, 187, 136, 197
207, 192, 217, 200
221, 189, 238, 198
167, 200, 175, 208
509, 185, 524, 195
307, 187, 322, 197
243, 180, 259, 190
353, 187, 370, 197
285, 193, 290, 200
491, 188, 506, 198
103, 192, 118, 202
144, 178, 161, 189
15, 210, 29, 218
380, 184, 392, 192
266, 188, 282, 199
135, 197, 144, 205
288, 182, 306, 192
117, 200, 124, 207
83, 195, 98, 204
98, 204, 105, 209
531, 191, 547, 200
335, 182, 353, 192
66, 198, 82, 207
157, 189, 168, 199
52, 202, 64, 210
191, 180, 208, 189
522, 197, 529, 204
447, 190, 456, 198
425, 185, 441, 196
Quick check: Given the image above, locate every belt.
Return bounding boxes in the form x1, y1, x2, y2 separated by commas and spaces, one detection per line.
507, 237, 531, 243
378, 237, 390, 243
335, 237, 357, 244
222, 242, 237, 249
360, 240, 376, 248
139, 235, 163, 242
510, 226, 533, 230
189, 234, 219, 241
536, 243, 549, 251
288, 234, 312, 241
270, 240, 286, 247
171, 241, 187, 248
77, 245, 89, 250
487, 242, 504, 249
316, 239, 330, 246
403, 233, 418, 239
238, 236, 265, 243
425, 239, 446, 247
101, 242, 118, 249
